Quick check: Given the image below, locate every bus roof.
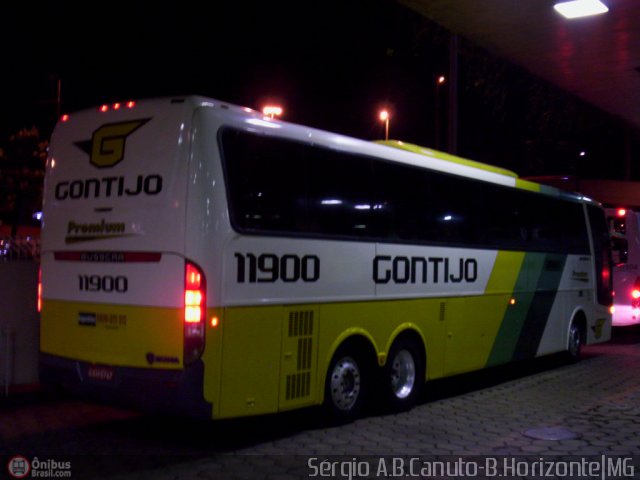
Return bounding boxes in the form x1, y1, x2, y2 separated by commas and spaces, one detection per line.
58, 95, 597, 206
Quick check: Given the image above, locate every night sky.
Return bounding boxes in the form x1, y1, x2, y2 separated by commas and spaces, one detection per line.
1, 2, 405, 136
1, 1, 634, 179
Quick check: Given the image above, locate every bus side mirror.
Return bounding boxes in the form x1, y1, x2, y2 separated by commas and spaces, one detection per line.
611, 235, 628, 265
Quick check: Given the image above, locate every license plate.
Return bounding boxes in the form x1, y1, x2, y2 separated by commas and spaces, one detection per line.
87, 365, 115, 382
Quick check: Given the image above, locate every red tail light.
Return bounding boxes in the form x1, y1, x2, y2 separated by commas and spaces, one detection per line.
631, 289, 640, 300
184, 261, 205, 364
185, 263, 204, 323
602, 265, 610, 283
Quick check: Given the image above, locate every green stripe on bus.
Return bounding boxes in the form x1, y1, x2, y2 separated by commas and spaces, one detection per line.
487, 252, 546, 366
487, 252, 568, 366
513, 253, 567, 360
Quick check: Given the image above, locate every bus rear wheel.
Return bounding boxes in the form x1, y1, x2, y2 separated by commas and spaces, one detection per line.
383, 337, 424, 412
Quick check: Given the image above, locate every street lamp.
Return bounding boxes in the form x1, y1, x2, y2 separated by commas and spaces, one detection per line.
435, 75, 446, 149
263, 105, 283, 119
379, 110, 390, 141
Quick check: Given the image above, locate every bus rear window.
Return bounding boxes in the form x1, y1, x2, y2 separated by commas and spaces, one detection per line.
608, 217, 626, 236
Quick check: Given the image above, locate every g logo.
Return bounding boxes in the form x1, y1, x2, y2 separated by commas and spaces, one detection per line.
89, 119, 150, 168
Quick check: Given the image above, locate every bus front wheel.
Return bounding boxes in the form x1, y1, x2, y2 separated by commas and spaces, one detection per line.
566, 321, 583, 362
324, 346, 369, 421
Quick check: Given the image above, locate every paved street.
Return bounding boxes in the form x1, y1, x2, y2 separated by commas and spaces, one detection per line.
1, 327, 640, 479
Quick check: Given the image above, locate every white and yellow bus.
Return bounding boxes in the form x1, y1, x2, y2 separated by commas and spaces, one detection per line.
40, 96, 614, 420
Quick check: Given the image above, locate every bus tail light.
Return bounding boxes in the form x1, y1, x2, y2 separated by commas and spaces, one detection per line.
184, 260, 206, 365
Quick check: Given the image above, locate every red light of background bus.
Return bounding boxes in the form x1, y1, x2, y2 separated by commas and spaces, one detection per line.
617, 208, 626, 217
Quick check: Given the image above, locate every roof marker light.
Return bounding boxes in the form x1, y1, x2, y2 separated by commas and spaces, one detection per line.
99, 104, 109, 113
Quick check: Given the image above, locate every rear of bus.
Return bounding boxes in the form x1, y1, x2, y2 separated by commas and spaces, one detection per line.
607, 207, 640, 326
39, 97, 211, 416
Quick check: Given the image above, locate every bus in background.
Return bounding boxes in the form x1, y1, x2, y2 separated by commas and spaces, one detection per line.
39, 96, 616, 421
607, 207, 640, 326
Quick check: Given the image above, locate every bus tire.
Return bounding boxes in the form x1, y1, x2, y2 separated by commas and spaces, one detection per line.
566, 320, 583, 362
324, 345, 370, 421
383, 336, 424, 412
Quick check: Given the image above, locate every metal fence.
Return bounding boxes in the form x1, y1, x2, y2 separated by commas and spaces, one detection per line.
0, 236, 40, 261
0, 256, 40, 395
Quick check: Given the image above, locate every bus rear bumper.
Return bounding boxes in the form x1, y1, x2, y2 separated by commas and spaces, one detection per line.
39, 353, 212, 418
613, 305, 640, 326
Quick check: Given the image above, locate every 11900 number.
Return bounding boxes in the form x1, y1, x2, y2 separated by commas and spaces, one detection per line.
235, 253, 320, 283
78, 274, 128, 292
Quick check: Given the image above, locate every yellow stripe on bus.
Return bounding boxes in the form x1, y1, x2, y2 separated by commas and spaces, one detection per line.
40, 300, 183, 369
375, 140, 519, 178
209, 290, 524, 419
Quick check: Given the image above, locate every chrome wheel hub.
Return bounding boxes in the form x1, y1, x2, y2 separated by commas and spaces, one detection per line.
390, 349, 416, 399
330, 357, 361, 411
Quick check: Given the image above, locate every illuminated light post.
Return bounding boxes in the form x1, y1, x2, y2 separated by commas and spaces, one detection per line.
435, 75, 446, 149
379, 110, 390, 141
263, 105, 283, 119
